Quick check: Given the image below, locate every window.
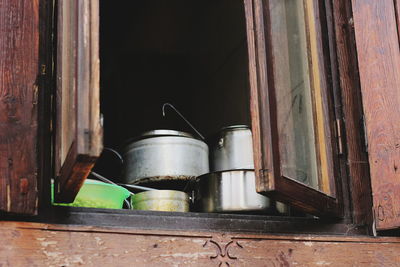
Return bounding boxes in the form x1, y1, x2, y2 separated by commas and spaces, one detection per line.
246, 0, 343, 217
53, 0, 342, 219
3, 0, 400, 233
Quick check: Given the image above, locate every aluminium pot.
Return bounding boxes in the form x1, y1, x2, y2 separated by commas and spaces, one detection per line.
195, 169, 270, 212
122, 130, 209, 184
209, 125, 254, 172
131, 190, 189, 212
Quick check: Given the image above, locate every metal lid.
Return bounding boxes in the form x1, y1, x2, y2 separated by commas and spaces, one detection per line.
123, 129, 196, 146
140, 130, 194, 139
220, 125, 250, 131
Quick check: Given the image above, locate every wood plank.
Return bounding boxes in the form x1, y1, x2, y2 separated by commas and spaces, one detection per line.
37, 0, 55, 210
0, 0, 40, 215
55, 0, 102, 203
332, 0, 373, 226
245, 0, 278, 192
76, 0, 102, 157
352, 0, 400, 230
0, 221, 399, 266
55, 0, 77, 176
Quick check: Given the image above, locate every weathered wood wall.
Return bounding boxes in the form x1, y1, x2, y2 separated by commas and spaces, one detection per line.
0, 221, 399, 266
352, 0, 400, 230
0, 0, 40, 215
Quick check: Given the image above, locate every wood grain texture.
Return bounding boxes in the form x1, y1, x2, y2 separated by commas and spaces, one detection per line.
332, 0, 373, 226
245, 0, 277, 192
0, 0, 40, 215
352, 0, 400, 230
0, 221, 399, 266
37, 0, 55, 211
55, 0, 102, 203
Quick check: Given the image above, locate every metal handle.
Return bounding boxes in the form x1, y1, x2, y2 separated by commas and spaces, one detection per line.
90, 171, 133, 209
118, 183, 156, 191
103, 147, 124, 164
162, 103, 205, 140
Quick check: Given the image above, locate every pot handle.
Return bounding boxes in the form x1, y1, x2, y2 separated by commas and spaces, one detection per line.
162, 103, 205, 140
90, 171, 133, 209
103, 147, 124, 164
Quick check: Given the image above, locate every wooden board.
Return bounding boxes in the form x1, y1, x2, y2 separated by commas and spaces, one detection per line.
0, 0, 40, 215
0, 221, 399, 266
332, 0, 373, 225
54, 0, 102, 203
352, 0, 400, 230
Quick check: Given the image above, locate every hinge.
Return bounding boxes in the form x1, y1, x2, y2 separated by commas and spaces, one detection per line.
335, 119, 344, 155
41, 64, 46, 75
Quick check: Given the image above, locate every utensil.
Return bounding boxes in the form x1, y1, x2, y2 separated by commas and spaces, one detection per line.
162, 103, 205, 140
207, 126, 288, 214
208, 125, 254, 172
131, 190, 190, 212
121, 129, 209, 184
195, 169, 270, 212
52, 179, 131, 209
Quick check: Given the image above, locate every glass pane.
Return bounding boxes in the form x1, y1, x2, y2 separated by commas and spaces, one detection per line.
270, 0, 330, 193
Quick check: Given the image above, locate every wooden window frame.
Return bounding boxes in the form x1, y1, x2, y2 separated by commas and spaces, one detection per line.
54, 0, 102, 203
50, 0, 370, 223
1, 0, 376, 234
245, 0, 351, 218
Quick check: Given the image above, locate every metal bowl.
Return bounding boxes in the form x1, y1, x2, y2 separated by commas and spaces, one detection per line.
131, 190, 190, 212
195, 169, 270, 212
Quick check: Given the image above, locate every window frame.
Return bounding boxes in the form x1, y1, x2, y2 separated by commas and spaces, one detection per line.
53, 0, 102, 203
0, 0, 378, 234
51, 0, 362, 220
245, 0, 349, 218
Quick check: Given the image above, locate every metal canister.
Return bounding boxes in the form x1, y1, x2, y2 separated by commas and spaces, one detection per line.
207, 125, 288, 214
208, 125, 254, 172
195, 170, 270, 212
122, 130, 209, 184
131, 190, 189, 212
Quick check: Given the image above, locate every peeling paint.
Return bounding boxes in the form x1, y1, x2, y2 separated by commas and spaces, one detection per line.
6, 184, 10, 211
316, 261, 332, 265
94, 236, 104, 246
43, 251, 62, 258
41, 241, 57, 247
159, 252, 210, 259
303, 241, 313, 247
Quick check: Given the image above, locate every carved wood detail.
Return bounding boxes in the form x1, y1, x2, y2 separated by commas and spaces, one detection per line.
1, 222, 400, 266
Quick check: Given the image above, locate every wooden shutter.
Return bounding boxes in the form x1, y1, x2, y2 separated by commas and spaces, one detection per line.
352, 0, 400, 230
244, 0, 342, 217
0, 0, 40, 215
54, 0, 102, 203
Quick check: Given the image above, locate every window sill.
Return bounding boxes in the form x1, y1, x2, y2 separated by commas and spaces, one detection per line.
6, 206, 370, 236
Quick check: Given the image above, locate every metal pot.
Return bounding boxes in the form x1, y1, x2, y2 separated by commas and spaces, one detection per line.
131, 190, 189, 212
195, 170, 270, 212
209, 125, 254, 172
122, 130, 209, 184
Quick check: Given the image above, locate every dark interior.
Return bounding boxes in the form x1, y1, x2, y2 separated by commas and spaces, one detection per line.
95, 0, 251, 181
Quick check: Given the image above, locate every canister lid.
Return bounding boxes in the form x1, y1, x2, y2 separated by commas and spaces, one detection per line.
140, 129, 194, 139
220, 125, 250, 131
123, 129, 196, 146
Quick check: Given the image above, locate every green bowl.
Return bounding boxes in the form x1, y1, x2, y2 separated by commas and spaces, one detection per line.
52, 179, 131, 209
